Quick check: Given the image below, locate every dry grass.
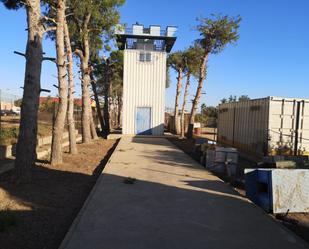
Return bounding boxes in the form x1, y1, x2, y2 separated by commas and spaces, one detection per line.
0, 116, 53, 145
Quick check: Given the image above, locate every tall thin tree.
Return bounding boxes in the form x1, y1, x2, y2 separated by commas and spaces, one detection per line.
64, 18, 77, 154
68, 0, 124, 143
187, 14, 241, 138
50, 0, 69, 165
167, 51, 187, 135
1, 0, 56, 182
180, 46, 201, 138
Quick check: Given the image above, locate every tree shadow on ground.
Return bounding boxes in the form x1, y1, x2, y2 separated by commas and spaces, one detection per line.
0, 141, 118, 249
60, 172, 308, 249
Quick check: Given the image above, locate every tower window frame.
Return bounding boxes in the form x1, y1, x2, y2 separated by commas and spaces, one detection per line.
139, 52, 152, 62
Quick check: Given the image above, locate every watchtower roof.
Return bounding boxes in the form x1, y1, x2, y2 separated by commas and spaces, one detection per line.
115, 24, 177, 52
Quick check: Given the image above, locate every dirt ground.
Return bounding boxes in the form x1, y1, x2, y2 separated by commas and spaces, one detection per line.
169, 137, 309, 245
0, 138, 118, 249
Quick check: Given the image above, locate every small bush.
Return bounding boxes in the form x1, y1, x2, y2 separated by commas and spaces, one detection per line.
0, 127, 19, 145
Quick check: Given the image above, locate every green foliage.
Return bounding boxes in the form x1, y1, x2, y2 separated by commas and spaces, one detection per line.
195, 113, 208, 124
228, 95, 237, 102
14, 98, 22, 107
67, 0, 125, 57
201, 104, 218, 118
238, 95, 250, 102
183, 45, 203, 77
109, 50, 124, 96
197, 104, 218, 127
220, 95, 250, 104
167, 51, 187, 74
0, 0, 24, 9
0, 127, 19, 145
220, 98, 227, 104
93, 50, 124, 98
196, 14, 241, 54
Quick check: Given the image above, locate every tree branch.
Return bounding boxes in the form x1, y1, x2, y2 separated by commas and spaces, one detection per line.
65, 13, 74, 18
43, 57, 56, 63
83, 12, 91, 31
74, 49, 84, 60
89, 28, 102, 32
14, 51, 26, 58
41, 16, 57, 25
43, 26, 57, 34
20, 1, 30, 7
40, 88, 51, 93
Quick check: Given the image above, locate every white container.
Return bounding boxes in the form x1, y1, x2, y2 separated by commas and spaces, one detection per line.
166, 26, 177, 37
132, 24, 143, 35
150, 25, 160, 36
218, 97, 309, 159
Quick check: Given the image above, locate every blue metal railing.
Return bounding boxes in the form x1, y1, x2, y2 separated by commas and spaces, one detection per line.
124, 28, 167, 37
126, 38, 166, 51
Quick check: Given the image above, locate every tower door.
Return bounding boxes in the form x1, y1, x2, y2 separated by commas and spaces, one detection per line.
136, 107, 152, 135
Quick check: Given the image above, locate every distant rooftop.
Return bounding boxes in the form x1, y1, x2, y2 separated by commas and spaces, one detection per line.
115, 24, 177, 53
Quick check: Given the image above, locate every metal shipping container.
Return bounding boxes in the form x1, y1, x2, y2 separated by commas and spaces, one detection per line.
218, 97, 309, 159
245, 168, 309, 213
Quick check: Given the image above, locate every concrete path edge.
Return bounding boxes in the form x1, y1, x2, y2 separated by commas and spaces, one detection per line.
58, 138, 122, 249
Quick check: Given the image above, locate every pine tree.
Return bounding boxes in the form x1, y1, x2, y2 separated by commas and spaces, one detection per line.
1, 0, 56, 182
188, 14, 241, 138
167, 51, 187, 135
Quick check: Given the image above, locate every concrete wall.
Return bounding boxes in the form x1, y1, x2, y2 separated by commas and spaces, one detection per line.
122, 49, 166, 135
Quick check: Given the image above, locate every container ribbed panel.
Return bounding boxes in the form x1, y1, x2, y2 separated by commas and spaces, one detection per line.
123, 50, 166, 135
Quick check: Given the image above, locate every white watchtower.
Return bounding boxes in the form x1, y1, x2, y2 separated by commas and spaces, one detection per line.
116, 24, 177, 135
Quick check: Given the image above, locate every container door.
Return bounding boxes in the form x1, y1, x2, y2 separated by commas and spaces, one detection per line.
136, 107, 152, 135
270, 100, 297, 155
296, 101, 309, 155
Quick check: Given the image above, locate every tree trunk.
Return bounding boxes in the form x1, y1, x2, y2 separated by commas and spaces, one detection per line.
117, 95, 122, 128
64, 18, 77, 154
51, 0, 68, 166
180, 73, 191, 138
174, 69, 183, 135
187, 53, 209, 138
89, 108, 98, 139
81, 66, 92, 143
14, 0, 44, 183
108, 82, 113, 130
102, 64, 110, 136
77, 14, 92, 144
90, 75, 104, 135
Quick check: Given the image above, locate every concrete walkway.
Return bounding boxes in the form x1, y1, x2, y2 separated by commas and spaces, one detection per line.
59, 137, 308, 249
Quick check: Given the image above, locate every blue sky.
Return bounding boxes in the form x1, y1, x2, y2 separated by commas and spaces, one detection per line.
0, 0, 308, 109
